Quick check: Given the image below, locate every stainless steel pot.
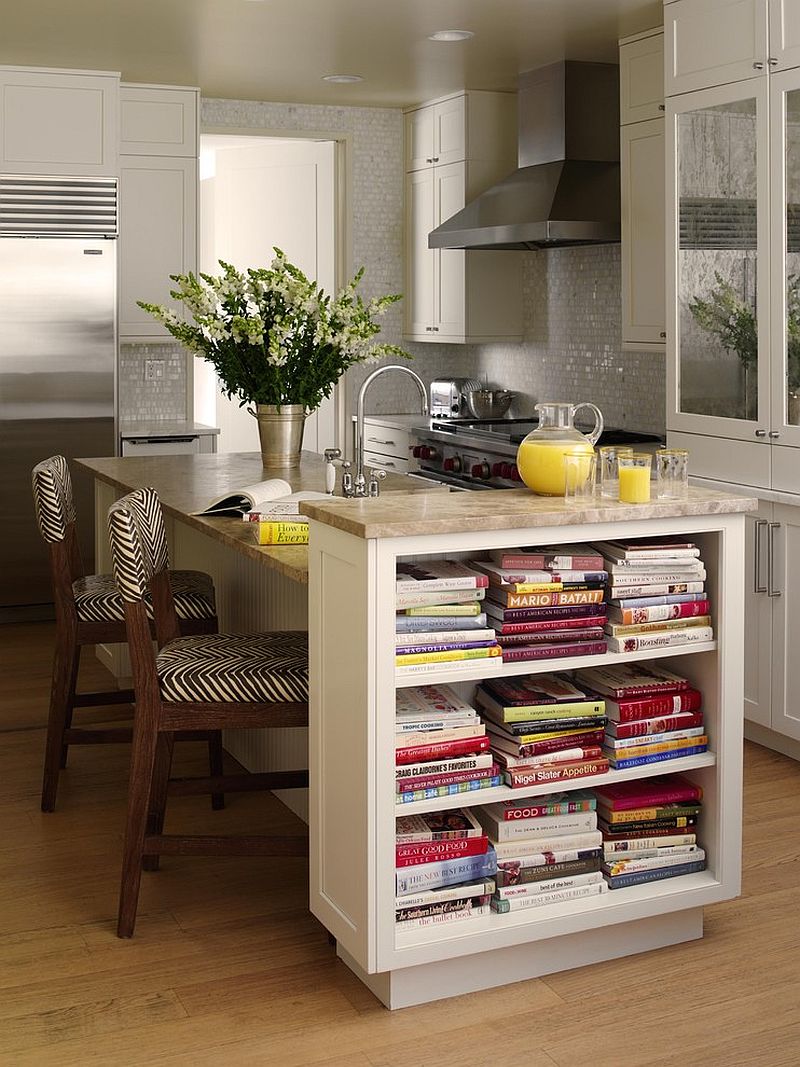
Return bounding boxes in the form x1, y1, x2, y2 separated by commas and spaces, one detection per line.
463, 389, 516, 419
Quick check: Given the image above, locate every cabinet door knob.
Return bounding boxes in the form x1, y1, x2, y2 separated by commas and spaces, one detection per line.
658, 104, 666, 111
755, 429, 767, 437
768, 430, 781, 438
659, 331, 667, 338
432, 156, 439, 162
769, 57, 779, 66
753, 61, 765, 70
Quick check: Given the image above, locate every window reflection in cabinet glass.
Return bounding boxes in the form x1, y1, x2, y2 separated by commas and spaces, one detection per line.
784, 90, 800, 427
678, 99, 758, 422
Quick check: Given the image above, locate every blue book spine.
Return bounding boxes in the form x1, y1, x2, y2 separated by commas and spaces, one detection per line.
605, 859, 706, 889
608, 744, 708, 769
396, 775, 502, 804
396, 614, 488, 633
396, 848, 497, 895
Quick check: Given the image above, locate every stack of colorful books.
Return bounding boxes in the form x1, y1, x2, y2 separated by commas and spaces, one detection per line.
574, 663, 708, 769
474, 792, 606, 913
395, 684, 502, 804
474, 544, 608, 662
592, 775, 706, 889
592, 538, 712, 653
473, 673, 610, 788
395, 561, 501, 674
395, 809, 497, 930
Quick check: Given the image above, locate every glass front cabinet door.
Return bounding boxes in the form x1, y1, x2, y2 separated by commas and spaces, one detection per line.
769, 69, 800, 450
667, 80, 771, 441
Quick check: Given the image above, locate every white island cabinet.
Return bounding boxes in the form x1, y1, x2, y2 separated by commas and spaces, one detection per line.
303, 487, 754, 1009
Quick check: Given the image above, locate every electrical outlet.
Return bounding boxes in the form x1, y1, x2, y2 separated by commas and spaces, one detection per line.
144, 359, 165, 382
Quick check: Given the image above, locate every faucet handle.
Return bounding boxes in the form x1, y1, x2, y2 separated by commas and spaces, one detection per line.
367, 468, 387, 497
323, 448, 342, 494
341, 460, 354, 497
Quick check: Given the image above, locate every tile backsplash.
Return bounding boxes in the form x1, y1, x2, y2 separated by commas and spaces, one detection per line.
119, 342, 187, 423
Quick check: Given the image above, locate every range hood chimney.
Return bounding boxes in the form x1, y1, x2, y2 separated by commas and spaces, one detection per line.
428, 61, 621, 251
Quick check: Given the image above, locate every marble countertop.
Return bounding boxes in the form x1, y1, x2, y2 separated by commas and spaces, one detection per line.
119, 420, 220, 437
299, 484, 758, 540
77, 451, 444, 583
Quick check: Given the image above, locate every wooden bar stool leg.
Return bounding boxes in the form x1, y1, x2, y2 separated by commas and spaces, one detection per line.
208, 731, 225, 810
117, 701, 160, 939
41, 628, 80, 812
142, 732, 175, 873
58, 645, 81, 769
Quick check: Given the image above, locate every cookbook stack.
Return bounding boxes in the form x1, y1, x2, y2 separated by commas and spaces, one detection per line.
574, 663, 708, 770
395, 684, 502, 804
395, 809, 496, 931
474, 792, 607, 913
592, 538, 713, 653
473, 673, 609, 788
473, 544, 608, 663
395, 560, 501, 675
591, 774, 706, 889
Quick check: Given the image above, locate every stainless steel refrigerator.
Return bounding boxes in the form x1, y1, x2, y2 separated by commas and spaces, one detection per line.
0, 176, 118, 614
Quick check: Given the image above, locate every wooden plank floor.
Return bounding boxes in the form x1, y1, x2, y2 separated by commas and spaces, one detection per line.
1, 621, 799, 1066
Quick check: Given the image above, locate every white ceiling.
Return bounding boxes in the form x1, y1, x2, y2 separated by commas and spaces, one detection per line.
0, 0, 662, 108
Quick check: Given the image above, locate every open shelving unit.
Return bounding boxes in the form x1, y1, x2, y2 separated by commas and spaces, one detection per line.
308, 505, 747, 1009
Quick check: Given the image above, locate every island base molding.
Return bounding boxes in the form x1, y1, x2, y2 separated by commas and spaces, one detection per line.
744, 722, 800, 762
337, 909, 703, 1010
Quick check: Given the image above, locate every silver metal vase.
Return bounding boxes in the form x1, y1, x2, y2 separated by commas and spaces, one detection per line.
253, 404, 306, 468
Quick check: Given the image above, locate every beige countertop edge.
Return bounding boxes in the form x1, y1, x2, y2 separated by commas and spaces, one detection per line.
299, 487, 759, 540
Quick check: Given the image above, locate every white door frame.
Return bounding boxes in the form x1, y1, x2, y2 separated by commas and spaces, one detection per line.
200, 123, 353, 453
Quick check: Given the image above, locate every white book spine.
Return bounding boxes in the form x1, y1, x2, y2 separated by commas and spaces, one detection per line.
395, 753, 494, 780
606, 726, 706, 749
395, 629, 496, 647
494, 883, 608, 911
395, 904, 491, 930
496, 870, 604, 898
605, 627, 714, 653
602, 844, 700, 862
603, 848, 706, 874
479, 811, 598, 842
394, 879, 495, 909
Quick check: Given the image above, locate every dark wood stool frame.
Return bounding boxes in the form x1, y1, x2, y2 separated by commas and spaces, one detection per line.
110, 494, 308, 939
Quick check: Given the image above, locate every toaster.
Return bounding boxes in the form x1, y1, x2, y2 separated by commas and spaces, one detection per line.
429, 378, 483, 417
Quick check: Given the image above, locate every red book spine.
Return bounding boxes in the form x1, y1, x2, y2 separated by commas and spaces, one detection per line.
610, 712, 705, 738
602, 680, 691, 698
395, 734, 491, 765
611, 689, 702, 721
496, 628, 605, 646
504, 759, 610, 787
493, 614, 608, 634
616, 600, 711, 624
396, 764, 499, 792
395, 835, 489, 866
596, 786, 703, 810
510, 729, 606, 757
498, 554, 603, 570
501, 640, 607, 662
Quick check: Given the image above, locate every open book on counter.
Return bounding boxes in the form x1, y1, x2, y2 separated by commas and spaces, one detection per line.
192, 478, 329, 519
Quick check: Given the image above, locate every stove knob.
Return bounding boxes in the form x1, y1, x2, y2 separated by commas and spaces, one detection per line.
443, 456, 461, 473
426, 447, 439, 462
411, 445, 423, 458
510, 465, 523, 483
499, 463, 513, 479
471, 461, 491, 480
491, 462, 505, 478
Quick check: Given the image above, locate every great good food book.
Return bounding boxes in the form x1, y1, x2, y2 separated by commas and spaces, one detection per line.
192, 477, 328, 518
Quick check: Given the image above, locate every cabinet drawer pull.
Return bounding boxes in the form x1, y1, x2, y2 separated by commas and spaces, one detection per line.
658, 104, 665, 111
769, 57, 779, 66
755, 429, 767, 437
769, 430, 781, 439
753, 61, 765, 70
367, 436, 396, 446
768, 522, 781, 598
754, 519, 767, 594
659, 331, 667, 338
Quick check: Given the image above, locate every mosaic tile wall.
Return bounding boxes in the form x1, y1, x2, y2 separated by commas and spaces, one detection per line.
119, 342, 187, 423
473, 245, 667, 436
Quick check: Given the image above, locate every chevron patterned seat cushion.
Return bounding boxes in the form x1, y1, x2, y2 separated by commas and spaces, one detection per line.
156, 631, 308, 704
73, 570, 216, 624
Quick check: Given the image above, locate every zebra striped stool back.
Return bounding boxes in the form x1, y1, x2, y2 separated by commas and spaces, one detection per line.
32, 455, 79, 546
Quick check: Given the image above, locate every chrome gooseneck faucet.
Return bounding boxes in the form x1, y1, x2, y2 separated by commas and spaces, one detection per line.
344, 364, 429, 498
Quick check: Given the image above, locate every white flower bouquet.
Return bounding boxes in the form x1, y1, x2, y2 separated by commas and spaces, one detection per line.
138, 249, 410, 410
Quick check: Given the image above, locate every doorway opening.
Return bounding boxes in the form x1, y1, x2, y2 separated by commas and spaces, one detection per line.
195, 132, 340, 455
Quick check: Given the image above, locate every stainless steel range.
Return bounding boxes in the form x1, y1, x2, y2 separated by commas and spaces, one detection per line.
410, 417, 664, 490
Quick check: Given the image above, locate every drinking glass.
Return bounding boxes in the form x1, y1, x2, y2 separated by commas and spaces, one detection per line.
618, 453, 653, 504
563, 450, 597, 505
655, 448, 690, 499
597, 445, 634, 499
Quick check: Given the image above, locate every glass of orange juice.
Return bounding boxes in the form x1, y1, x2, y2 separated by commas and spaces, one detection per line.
618, 453, 653, 503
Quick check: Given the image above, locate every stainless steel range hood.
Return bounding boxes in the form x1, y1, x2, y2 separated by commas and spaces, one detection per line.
428, 61, 621, 251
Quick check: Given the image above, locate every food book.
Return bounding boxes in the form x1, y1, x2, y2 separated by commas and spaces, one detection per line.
495, 628, 605, 646
494, 855, 602, 887
606, 710, 704, 737
503, 758, 610, 788
395, 734, 491, 765
395, 587, 486, 610
484, 791, 597, 822
605, 743, 708, 769
396, 775, 503, 803
395, 614, 488, 633
604, 858, 706, 889
395, 808, 484, 844
490, 544, 604, 571
574, 664, 690, 699
608, 600, 711, 625
488, 589, 605, 609
500, 639, 608, 662
491, 745, 605, 771
593, 773, 703, 810
396, 560, 489, 594
192, 477, 328, 517
395, 835, 490, 867
605, 626, 713, 654
395, 645, 501, 667
604, 616, 711, 638
395, 684, 477, 719
473, 560, 608, 587
475, 808, 598, 843
489, 614, 608, 635
592, 538, 700, 560
252, 521, 309, 545
396, 765, 498, 793
394, 878, 496, 910
495, 869, 604, 899
395, 847, 497, 895
402, 602, 485, 617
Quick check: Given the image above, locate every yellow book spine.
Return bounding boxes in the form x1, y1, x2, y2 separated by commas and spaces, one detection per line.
255, 521, 309, 545
605, 736, 708, 759
396, 646, 501, 667
605, 616, 711, 637
505, 582, 564, 593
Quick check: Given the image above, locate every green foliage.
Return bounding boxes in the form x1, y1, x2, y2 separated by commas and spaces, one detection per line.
137, 250, 411, 410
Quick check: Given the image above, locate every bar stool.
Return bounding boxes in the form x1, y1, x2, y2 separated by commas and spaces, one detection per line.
107, 487, 309, 938
32, 456, 224, 812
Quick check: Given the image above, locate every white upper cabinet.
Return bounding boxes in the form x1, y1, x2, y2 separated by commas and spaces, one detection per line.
620, 30, 666, 123
0, 67, 119, 176
665, 0, 800, 95
403, 91, 522, 344
120, 85, 198, 157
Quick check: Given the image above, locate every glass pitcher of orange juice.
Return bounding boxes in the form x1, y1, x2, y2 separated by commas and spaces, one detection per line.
516, 402, 604, 495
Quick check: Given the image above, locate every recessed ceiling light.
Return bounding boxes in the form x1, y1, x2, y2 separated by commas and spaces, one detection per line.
428, 29, 475, 42
322, 74, 364, 84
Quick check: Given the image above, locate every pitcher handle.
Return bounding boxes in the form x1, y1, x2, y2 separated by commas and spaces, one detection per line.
572, 402, 604, 446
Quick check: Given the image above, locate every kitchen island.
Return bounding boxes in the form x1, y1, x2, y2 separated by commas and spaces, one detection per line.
301, 485, 756, 1008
